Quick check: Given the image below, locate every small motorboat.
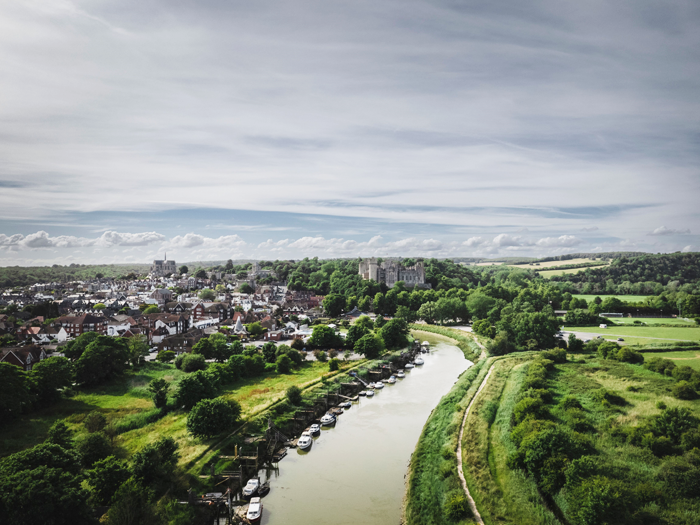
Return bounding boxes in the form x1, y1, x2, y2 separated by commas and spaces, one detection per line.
246, 497, 263, 523
338, 401, 351, 409
405, 363, 415, 369
320, 413, 336, 425
297, 431, 313, 450
368, 382, 375, 389
242, 478, 260, 498
397, 371, 405, 378
374, 381, 384, 389
309, 424, 321, 435
258, 482, 270, 497
414, 357, 424, 365
358, 390, 367, 396
366, 389, 375, 397
387, 375, 396, 384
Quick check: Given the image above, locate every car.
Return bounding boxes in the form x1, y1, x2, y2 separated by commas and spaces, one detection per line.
617, 338, 625, 342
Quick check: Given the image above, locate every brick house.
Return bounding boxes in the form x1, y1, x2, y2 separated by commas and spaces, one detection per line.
54, 314, 107, 338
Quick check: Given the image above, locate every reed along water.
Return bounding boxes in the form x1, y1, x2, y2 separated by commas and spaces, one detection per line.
257, 340, 471, 525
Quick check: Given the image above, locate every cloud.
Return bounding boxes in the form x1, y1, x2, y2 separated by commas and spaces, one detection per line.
96, 231, 166, 247
493, 234, 524, 247
682, 245, 693, 253
581, 227, 599, 232
463, 237, 485, 247
536, 235, 583, 248
648, 226, 691, 236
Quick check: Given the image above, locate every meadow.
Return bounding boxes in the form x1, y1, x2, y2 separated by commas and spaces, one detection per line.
639, 349, 700, 370
572, 294, 652, 303
511, 258, 604, 269
608, 317, 696, 326
567, 325, 700, 342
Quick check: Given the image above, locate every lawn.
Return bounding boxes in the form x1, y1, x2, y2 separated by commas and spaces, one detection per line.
563, 325, 700, 342
639, 349, 700, 370
572, 294, 652, 303
609, 317, 696, 326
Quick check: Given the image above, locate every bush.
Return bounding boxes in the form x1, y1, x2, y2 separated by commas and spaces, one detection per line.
84, 411, 106, 433
76, 431, 113, 468
181, 353, 207, 372
314, 350, 328, 362
286, 385, 303, 406
276, 354, 292, 374
541, 348, 567, 363
147, 378, 169, 409
156, 350, 175, 363
174, 370, 217, 409
481, 401, 498, 424
673, 380, 697, 400
328, 358, 340, 371
443, 491, 471, 521
186, 397, 241, 437
559, 395, 583, 410
174, 353, 185, 370
287, 349, 304, 366
513, 397, 549, 425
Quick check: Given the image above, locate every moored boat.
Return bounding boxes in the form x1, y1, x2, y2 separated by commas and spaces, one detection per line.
366, 389, 375, 397
405, 363, 415, 369
397, 371, 405, 378
297, 431, 313, 450
242, 478, 260, 498
320, 413, 336, 425
414, 357, 424, 365
309, 423, 321, 435
358, 390, 367, 396
374, 381, 384, 389
387, 375, 396, 384
246, 497, 263, 523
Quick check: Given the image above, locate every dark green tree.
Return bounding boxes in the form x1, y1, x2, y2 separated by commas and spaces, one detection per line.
147, 378, 169, 409
86, 455, 131, 506
354, 333, 385, 359
174, 370, 217, 409
31, 356, 74, 405
131, 437, 179, 487
76, 431, 113, 468
186, 397, 241, 438
74, 336, 129, 386
323, 294, 346, 317
379, 319, 409, 349
45, 420, 74, 449
0, 362, 32, 425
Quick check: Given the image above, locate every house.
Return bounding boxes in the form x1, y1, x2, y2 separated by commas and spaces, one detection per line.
150, 288, 173, 304
263, 329, 285, 342
0, 346, 47, 371
55, 314, 107, 338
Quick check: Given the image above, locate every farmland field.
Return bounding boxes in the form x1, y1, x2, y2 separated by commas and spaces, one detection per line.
538, 266, 607, 278
565, 325, 700, 342
510, 257, 603, 269
572, 294, 652, 303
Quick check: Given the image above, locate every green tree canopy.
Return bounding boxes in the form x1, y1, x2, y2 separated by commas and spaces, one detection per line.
354, 333, 385, 359
186, 397, 241, 437
174, 370, 217, 409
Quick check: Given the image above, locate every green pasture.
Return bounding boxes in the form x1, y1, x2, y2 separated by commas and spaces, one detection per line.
565, 325, 700, 342
609, 317, 696, 326
572, 294, 652, 303
639, 349, 700, 371
511, 257, 602, 269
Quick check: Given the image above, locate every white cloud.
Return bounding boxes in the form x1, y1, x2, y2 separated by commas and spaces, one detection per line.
493, 234, 524, 247
536, 235, 583, 248
463, 236, 485, 247
682, 245, 693, 253
649, 226, 691, 236
96, 231, 165, 247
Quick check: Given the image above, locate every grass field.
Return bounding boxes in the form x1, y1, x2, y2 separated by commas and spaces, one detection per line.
511, 258, 603, 269
609, 317, 696, 326
564, 325, 700, 342
572, 294, 652, 303
538, 266, 607, 278
639, 349, 700, 370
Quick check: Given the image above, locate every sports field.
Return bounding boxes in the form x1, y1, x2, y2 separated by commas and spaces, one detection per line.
572, 294, 652, 303
610, 317, 696, 326
565, 325, 700, 342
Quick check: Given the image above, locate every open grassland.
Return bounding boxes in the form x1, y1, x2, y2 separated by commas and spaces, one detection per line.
567, 325, 700, 342
573, 294, 652, 303
608, 317, 696, 326
538, 267, 606, 278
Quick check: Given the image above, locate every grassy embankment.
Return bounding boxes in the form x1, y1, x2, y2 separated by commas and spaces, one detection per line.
0, 359, 352, 468
404, 325, 486, 525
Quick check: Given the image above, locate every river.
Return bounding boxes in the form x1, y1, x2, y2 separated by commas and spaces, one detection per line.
254, 340, 471, 525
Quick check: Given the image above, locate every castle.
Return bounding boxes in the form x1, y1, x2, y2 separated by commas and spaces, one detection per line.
358, 258, 427, 288
151, 255, 177, 277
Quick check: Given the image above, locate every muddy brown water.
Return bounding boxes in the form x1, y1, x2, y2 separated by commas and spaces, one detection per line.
251, 341, 471, 525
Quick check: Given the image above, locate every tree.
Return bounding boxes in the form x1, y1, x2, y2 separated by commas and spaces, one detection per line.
246, 322, 264, 337
209, 333, 232, 362
308, 325, 343, 348
262, 342, 277, 363
358, 296, 372, 312
174, 370, 217, 409
186, 397, 241, 437
354, 333, 385, 359
105, 477, 158, 525
199, 288, 215, 301
86, 455, 130, 506
126, 334, 150, 366
240, 283, 254, 294
286, 385, 303, 405
0, 442, 82, 475
74, 336, 129, 386
0, 364, 32, 422
395, 305, 416, 323
142, 305, 160, 314
93, 303, 106, 310
276, 354, 292, 374
181, 353, 207, 372
45, 420, 74, 449
147, 378, 169, 409
345, 323, 370, 349
195, 269, 207, 279
63, 331, 100, 361
418, 301, 438, 324
328, 358, 340, 371
568, 333, 584, 353
179, 265, 189, 275
131, 437, 179, 487
323, 294, 345, 317
76, 431, 113, 468
379, 319, 409, 349
192, 337, 215, 359
84, 410, 107, 433
373, 292, 386, 315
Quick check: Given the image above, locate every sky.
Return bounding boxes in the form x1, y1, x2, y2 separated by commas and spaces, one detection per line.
0, 0, 699, 265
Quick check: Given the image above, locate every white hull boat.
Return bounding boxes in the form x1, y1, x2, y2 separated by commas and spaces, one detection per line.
387, 376, 396, 384
242, 478, 260, 498
309, 424, 320, 435
366, 389, 375, 397
405, 363, 415, 369
320, 413, 336, 425
246, 497, 263, 523
297, 431, 313, 450
414, 357, 424, 365
397, 371, 405, 378
374, 381, 384, 389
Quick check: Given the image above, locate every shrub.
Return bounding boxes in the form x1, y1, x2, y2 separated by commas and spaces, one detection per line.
673, 381, 697, 400
541, 347, 567, 363
564, 475, 631, 525
276, 354, 292, 374
656, 401, 667, 410
481, 401, 498, 424
513, 397, 549, 425
328, 358, 340, 371
84, 411, 107, 433
181, 353, 207, 372
314, 350, 328, 362
286, 386, 303, 406
147, 378, 169, 409
443, 491, 471, 521
76, 431, 113, 468
174, 370, 217, 409
174, 353, 185, 370
559, 395, 583, 410
681, 429, 700, 451
186, 397, 241, 438
156, 350, 175, 363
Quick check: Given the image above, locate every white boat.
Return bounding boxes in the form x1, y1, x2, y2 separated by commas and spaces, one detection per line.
366, 389, 375, 397
374, 381, 384, 389
368, 382, 375, 389
358, 390, 367, 396
414, 357, 424, 365
320, 413, 336, 425
309, 424, 321, 435
297, 431, 313, 450
397, 371, 405, 378
246, 497, 263, 523
339, 401, 351, 409
387, 375, 396, 384
405, 363, 415, 369
242, 478, 260, 498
